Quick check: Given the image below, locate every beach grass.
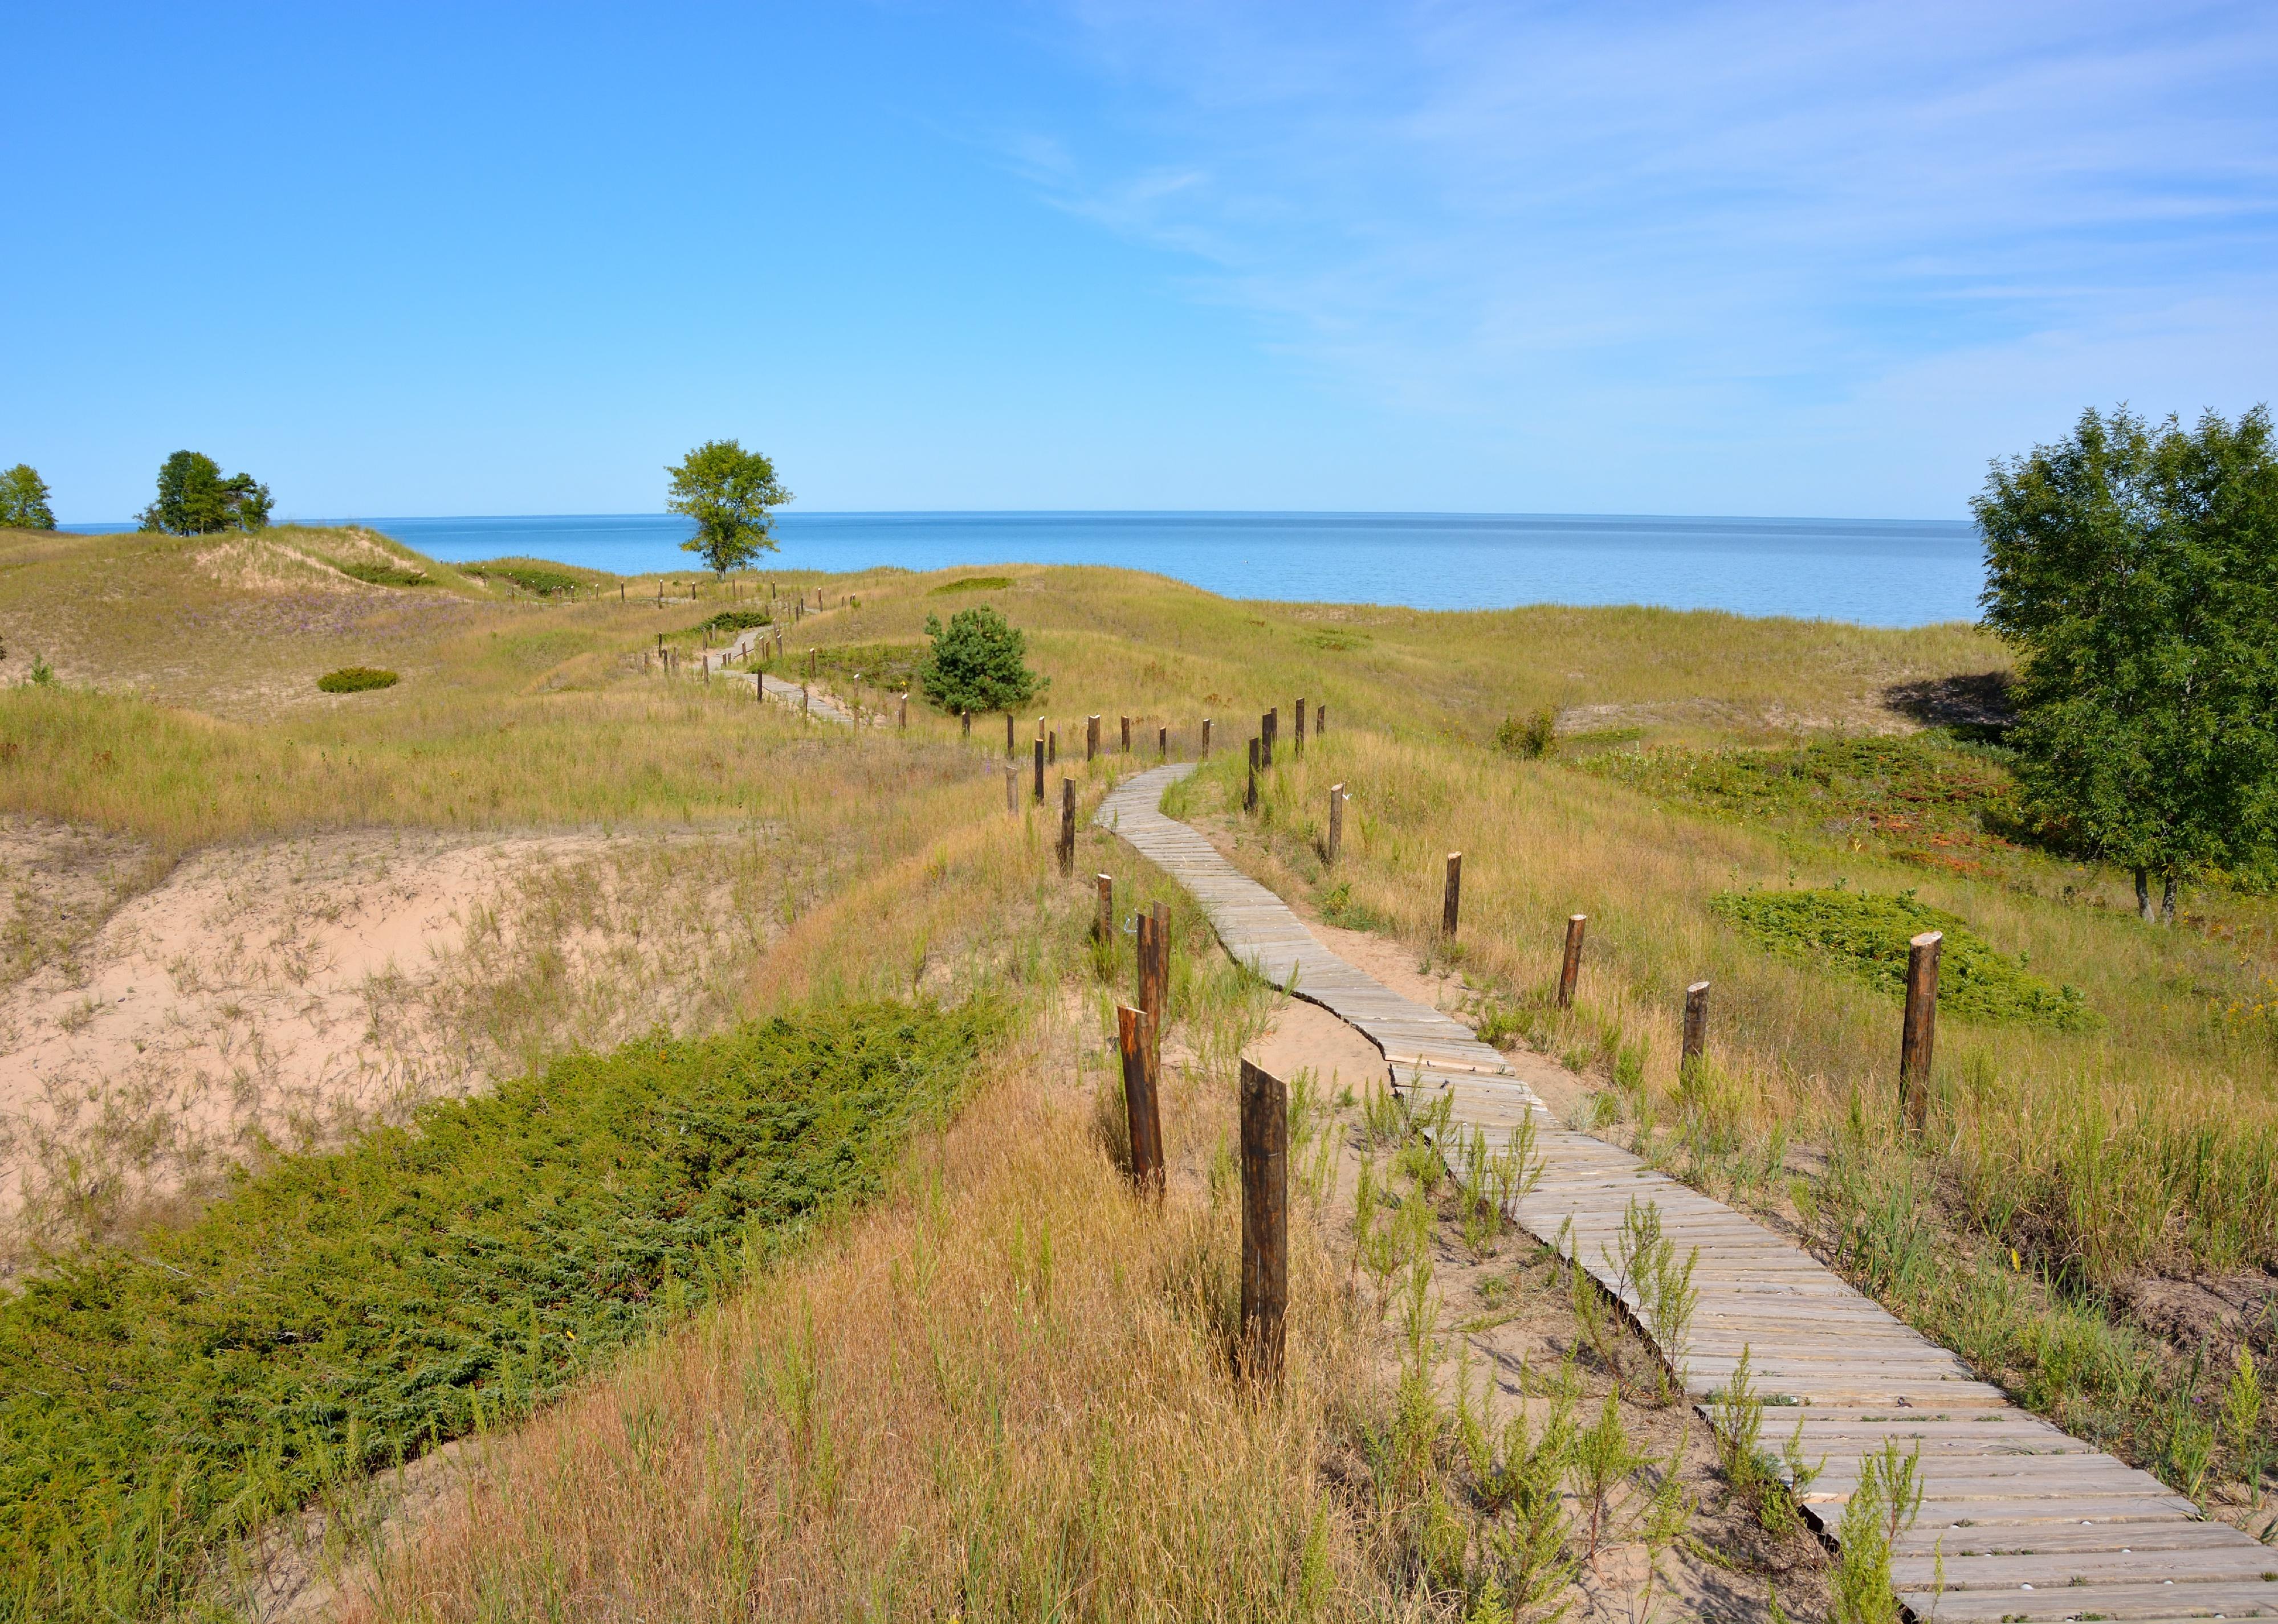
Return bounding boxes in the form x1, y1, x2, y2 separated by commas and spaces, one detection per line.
5, 523, 2274, 1613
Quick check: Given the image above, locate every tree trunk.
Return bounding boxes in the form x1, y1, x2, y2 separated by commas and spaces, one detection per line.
2160, 871, 2178, 927
2134, 867, 2153, 923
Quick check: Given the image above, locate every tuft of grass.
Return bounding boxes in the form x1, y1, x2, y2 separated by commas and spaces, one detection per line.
1319, 879, 1392, 932
317, 666, 400, 693
1710, 886, 2094, 1030
0, 1000, 999, 1624
928, 574, 1014, 594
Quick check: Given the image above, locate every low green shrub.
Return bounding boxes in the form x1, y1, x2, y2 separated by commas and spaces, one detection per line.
0, 999, 999, 1623
929, 574, 1013, 595
1710, 886, 2093, 1030
699, 608, 774, 634
336, 560, 430, 587
472, 562, 582, 596
1302, 627, 1371, 652
316, 666, 399, 693
1494, 707, 1559, 758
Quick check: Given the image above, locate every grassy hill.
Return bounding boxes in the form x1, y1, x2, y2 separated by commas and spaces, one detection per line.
3, 527, 2272, 1619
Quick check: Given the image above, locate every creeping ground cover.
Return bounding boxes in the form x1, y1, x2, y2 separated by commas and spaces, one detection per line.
0, 999, 1000, 1624
316, 665, 399, 692
1710, 886, 2094, 1030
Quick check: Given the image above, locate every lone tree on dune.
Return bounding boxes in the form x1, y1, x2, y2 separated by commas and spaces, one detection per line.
921, 605, 1041, 719
667, 439, 790, 577
1977, 403, 2278, 924
138, 451, 272, 534
0, 464, 55, 530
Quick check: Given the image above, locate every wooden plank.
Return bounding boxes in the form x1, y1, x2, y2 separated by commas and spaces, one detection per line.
1898, 1577, 2278, 1619
1896, 1521, 2250, 1556
1897, 1547, 2278, 1591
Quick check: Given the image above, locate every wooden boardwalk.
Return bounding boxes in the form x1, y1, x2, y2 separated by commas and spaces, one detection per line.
697, 625, 857, 724
1101, 764, 2276, 1622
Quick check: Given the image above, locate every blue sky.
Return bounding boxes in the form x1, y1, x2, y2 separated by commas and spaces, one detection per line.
9, 1, 2274, 521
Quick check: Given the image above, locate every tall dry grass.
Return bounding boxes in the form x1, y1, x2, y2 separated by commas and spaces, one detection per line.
1179, 730, 2278, 1287
339, 941, 1384, 1622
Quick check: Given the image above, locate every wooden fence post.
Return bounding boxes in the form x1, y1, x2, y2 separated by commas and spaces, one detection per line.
1095, 874, 1114, 942
1033, 738, 1046, 803
1120, 715, 1131, 754
1317, 703, 1326, 736
1681, 981, 1710, 1078
1087, 715, 1100, 761
1007, 713, 1015, 756
1558, 915, 1587, 1008
1900, 931, 1941, 1132
1238, 1059, 1289, 1388
1264, 708, 1277, 766
1294, 696, 1306, 756
1158, 724, 1168, 761
899, 692, 908, 729
961, 709, 970, 737
1246, 738, 1260, 812
1441, 852, 1462, 937
1202, 717, 1213, 758
1327, 783, 1345, 863
1117, 1005, 1166, 1198
1139, 900, 1169, 1055
1048, 728, 1057, 765
1058, 778, 1075, 874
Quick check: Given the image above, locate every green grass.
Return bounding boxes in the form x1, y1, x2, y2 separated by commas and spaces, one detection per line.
1585, 733, 2026, 871
0, 999, 999, 1624
1710, 885, 2094, 1030
464, 560, 590, 596
316, 665, 400, 693
928, 574, 1013, 594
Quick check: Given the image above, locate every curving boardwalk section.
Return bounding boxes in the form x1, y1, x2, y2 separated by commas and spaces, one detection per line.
1100, 764, 2275, 1622
697, 625, 856, 724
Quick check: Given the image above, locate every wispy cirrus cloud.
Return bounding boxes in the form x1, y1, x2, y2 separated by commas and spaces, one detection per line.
990, 0, 2278, 509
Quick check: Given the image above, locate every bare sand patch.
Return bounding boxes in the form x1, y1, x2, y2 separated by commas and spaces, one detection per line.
1, 821, 781, 1271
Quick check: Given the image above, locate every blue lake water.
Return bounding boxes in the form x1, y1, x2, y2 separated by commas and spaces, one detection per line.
73, 511, 1988, 626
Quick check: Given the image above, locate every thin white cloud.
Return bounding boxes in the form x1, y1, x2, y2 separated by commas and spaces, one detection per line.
989, 0, 2278, 508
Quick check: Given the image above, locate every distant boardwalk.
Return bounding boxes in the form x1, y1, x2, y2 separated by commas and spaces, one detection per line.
1102, 763, 2276, 1623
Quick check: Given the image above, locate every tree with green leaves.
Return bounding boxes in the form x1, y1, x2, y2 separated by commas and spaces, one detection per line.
137, 451, 272, 534
1, 465, 56, 530
1976, 404, 2278, 923
666, 439, 790, 576
920, 605, 1042, 718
